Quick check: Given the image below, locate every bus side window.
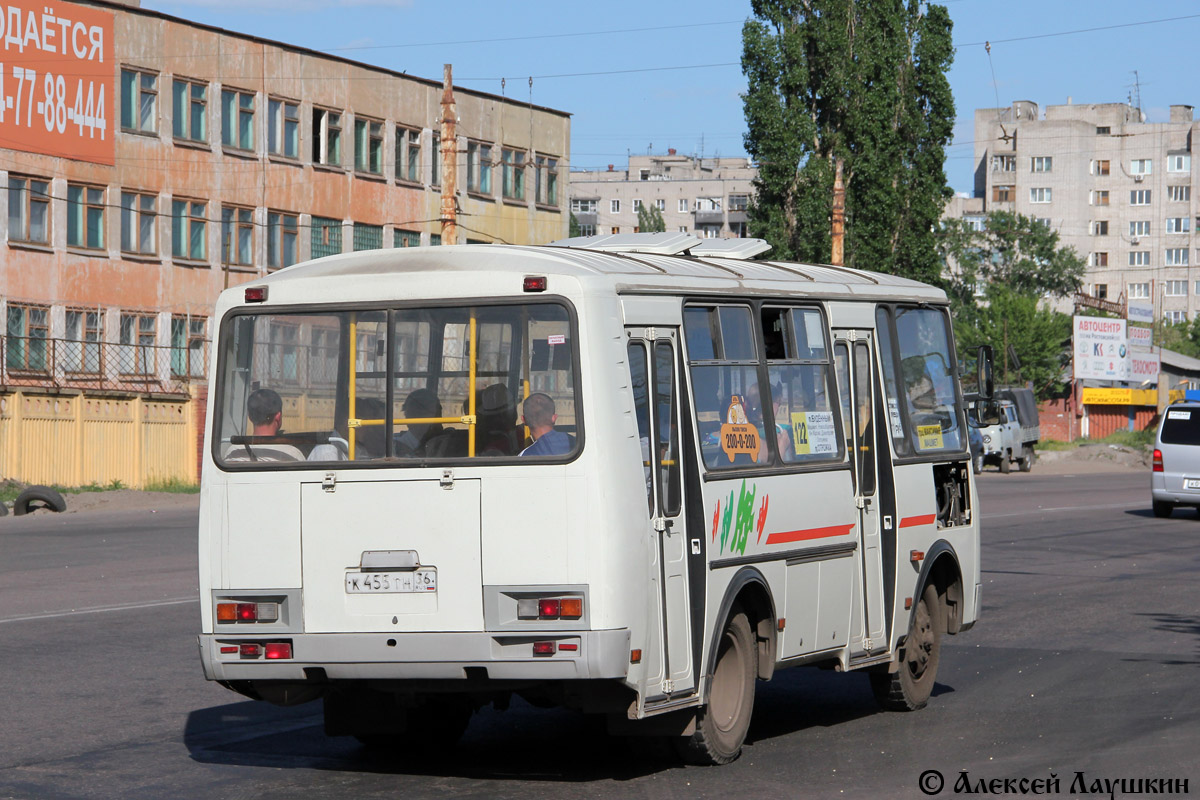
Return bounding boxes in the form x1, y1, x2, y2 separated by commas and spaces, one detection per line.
835, 343, 853, 468
628, 342, 653, 514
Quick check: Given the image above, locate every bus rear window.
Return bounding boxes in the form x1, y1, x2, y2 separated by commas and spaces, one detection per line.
214, 302, 579, 466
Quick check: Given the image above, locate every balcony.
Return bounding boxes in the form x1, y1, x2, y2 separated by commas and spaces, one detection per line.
693, 210, 725, 225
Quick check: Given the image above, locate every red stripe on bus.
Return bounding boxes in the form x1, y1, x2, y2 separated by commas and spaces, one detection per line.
899, 514, 936, 528
765, 524, 855, 545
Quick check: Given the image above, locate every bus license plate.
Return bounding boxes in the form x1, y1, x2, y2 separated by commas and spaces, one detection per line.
345, 569, 437, 593
1185, 479, 1200, 490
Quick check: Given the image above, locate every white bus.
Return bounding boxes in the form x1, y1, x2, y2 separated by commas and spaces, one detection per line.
198, 233, 992, 764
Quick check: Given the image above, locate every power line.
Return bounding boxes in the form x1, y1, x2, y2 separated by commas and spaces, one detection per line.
956, 13, 1200, 48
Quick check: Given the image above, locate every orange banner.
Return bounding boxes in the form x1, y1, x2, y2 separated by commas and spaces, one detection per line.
0, 0, 114, 164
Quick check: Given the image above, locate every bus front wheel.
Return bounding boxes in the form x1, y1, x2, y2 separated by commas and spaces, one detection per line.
675, 608, 756, 765
870, 583, 942, 711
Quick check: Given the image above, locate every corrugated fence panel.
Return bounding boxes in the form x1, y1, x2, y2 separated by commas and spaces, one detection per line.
1084, 405, 1157, 440
81, 397, 138, 487
14, 395, 78, 486
142, 401, 192, 485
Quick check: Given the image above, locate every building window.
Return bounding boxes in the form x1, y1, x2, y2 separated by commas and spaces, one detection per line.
1168, 154, 1191, 173
267, 98, 299, 159
119, 312, 157, 375
632, 199, 643, 213
1093, 160, 1110, 176
1034, 217, 1052, 229
1130, 159, 1153, 176
1091, 190, 1110, 206
535, 156, 559, 205
430, 233, 442, 246
1166, 248, 1189, 267
221, 88, 255, 151
655, 198, 666, 211
1091, 220, 1108, 236
1167, 310, 1187, 325
1166, 217, 1190, 234
1029, 187, 1052, 204
7, 176, 50, 245
964, 215, 986, 232
221, 206, 254, 267
431, 133, 441, 186
395, 127, 420, 182
992, 185, 1014, 203
171, 78, 207, 143
394, 229, 421, 248
1129, 251, 1150, 267
267, 211, 298, 269
729, 194, 749, 211
354, 118, 384, 175
678, 226, 688, 233
1129, 220, 1151, 237
611, 199, 621, 214
171, 199, 207, 261
120, 68, 157, 133
696, 197, 723, 212
577, 224, 595, 236
991, 155, 1015, 172
611, 227, 620, 234
1090, 252, 1108, 267
467, 141, 493, 194
1169, 185, 1191, 202
678, 198, 689, 213
67, 184, 105, 250
1031, 156, 1052, 173
1165, 279, 1188, 296
64, 309, 103, 374
353, 222, 383, 251
700, 225, 720, 239
5, 304, 49, 371
501, 148, 526, 200
170, 316, 206, 378
1095, 284, 1108, 299
311, 216, 341, 259
570, 199, 596, 214
1128, 282, 1150, 299
120, 191, 157, 256
313, 108, 342, 166
1130, 190, 1152, 206
639, 168, 650, 181
1096, 126, 1111, 135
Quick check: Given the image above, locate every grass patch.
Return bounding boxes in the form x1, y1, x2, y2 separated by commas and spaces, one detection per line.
1036, 439, 1080, 452
1037, 428, 1154, 451
144, 476, 200, 494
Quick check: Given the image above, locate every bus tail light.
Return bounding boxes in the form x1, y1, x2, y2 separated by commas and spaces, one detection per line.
264, 643, 292, 660
1153, 449, 1164, 472
517, 596, 585, 621
239, 644, 262, 658
532, 641, 556, 655
244, 286, 268, 303
218, 602, 280, 623
538, 598, 560, 618
559, 598, 583, 618
523, 276, 547, 292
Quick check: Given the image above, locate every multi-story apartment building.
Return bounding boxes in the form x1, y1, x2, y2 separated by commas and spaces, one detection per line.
962, 100, 1197, 322
569, 152, 756, 240
0, 0, 569, 487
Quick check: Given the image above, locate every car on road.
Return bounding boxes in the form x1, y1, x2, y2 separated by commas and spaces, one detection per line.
1151, 402, 1200, 517
978, 400, 1033, 473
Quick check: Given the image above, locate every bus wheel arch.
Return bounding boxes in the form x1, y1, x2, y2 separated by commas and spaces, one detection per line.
922, 543, 964, 636
708, 567, 777, 683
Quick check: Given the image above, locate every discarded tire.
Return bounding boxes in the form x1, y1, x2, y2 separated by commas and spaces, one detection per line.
13, 485, 67, 516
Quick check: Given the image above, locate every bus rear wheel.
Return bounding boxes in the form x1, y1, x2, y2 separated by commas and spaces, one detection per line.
675, 608, 756, 765
870, 584, 942, 711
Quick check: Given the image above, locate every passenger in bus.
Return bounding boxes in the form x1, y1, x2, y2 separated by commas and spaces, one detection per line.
770, 382, 795, 461
395, 388, 444, 457
224, 388, 306, 462
519, 392, 573, 456
476, 384, 521, 455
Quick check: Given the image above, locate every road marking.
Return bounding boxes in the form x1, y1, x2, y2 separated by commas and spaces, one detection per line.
987, 501, 1138, 520
0, 596, 197, 625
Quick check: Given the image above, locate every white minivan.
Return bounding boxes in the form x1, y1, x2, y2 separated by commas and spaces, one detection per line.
1151, 402, 1200, 517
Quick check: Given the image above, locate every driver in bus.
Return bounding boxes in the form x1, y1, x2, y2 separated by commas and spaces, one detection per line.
519, 393, 573, 456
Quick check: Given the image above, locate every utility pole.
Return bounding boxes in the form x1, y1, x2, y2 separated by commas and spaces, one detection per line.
831, 157, 845, 266
440, 64, 458, 245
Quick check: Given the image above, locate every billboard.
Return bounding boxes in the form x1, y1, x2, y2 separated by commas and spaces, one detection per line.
1074, 316, 1128, 381
0, 0, 114, 164
1129, 326, 1153, 350
1130, 350, 1161, 384
1127, 302, 1154, 324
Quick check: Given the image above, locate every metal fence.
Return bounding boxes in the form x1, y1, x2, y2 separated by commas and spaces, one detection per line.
0, 335, 209, 396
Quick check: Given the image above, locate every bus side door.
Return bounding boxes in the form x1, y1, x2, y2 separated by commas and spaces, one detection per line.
627, 327, 694, 697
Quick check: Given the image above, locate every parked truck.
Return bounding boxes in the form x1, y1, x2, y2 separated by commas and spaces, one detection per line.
977, 388, 1040, 473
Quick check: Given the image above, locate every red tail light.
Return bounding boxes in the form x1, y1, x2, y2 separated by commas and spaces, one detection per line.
532, 641, 556, 655
1153, 449, 1164, 472
264, 643, 292, 660
236, 603, 258, 621
239, 644, 262, 658
538, 599, 561, 619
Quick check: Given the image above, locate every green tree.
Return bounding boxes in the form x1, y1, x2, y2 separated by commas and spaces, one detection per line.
1159, 318, 1200, 359
741, 0, 955, 282
954, 284, 1072, 398
569, 212, 582, 238
636, 203, 666, 233
938, 211, 1085, 305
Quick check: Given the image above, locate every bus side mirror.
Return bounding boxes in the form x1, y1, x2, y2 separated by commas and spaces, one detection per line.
969, 400, 1002, 427
977, 345, 995, 401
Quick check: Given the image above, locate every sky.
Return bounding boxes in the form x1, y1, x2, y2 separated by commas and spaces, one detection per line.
144, 0, 1200, 195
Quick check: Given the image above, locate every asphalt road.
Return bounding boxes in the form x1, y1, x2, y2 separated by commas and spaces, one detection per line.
1, 470, 1196, 799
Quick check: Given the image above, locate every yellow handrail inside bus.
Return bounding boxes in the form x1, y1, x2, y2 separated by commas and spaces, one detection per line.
348, 315, 357, 460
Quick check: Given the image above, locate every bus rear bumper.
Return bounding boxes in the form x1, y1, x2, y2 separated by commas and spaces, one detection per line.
198, 629, 631, 682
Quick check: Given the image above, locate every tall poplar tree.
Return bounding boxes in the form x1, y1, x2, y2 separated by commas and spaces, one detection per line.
741, 0, 955, 282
